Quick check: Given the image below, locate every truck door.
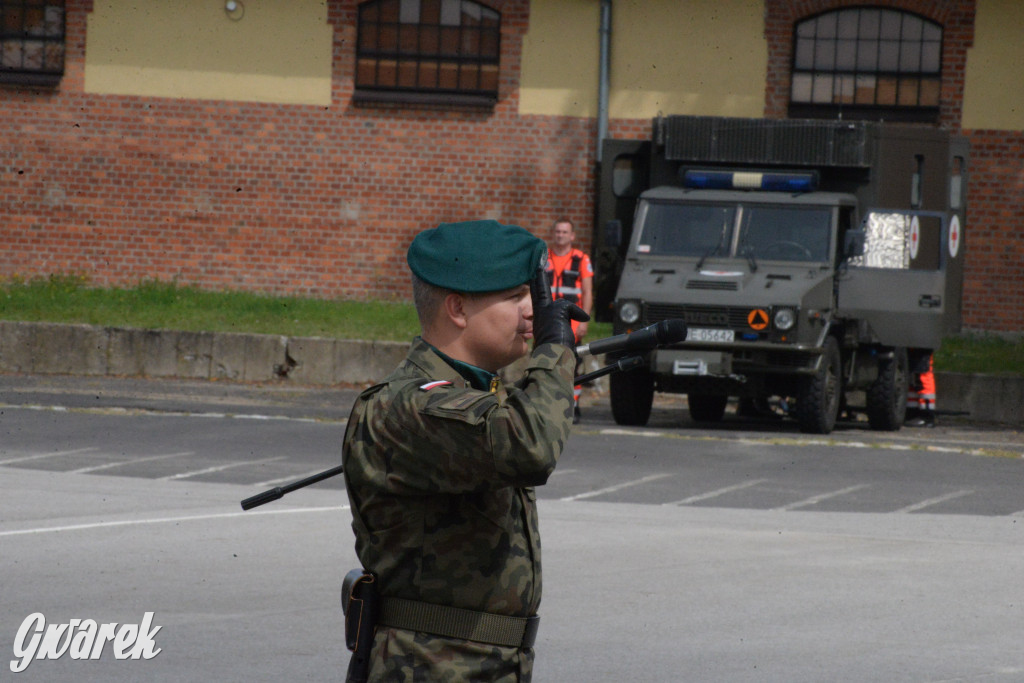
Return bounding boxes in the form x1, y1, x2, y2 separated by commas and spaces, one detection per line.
595, 138, 650, 321
837, 209, 955, 350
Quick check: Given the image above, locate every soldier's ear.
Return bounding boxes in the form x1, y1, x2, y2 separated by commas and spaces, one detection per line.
443, 292, 469, 330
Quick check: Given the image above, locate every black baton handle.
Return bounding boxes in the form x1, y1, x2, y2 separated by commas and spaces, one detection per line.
240, 464, 345, 510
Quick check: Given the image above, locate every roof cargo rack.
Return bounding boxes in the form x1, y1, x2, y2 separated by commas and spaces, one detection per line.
657, 115, 873, 168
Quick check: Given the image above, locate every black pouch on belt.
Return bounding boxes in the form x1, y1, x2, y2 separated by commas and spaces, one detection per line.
342, 569, 379, 683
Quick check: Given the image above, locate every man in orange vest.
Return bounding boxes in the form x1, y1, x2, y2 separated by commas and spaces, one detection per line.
545, 218, 594, 422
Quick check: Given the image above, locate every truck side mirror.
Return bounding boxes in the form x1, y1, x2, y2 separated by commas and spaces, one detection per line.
843, 229, 866, 258
605, 219, 623, 249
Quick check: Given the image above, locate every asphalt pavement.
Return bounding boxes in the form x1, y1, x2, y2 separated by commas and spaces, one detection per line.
2, 373, 1024, 682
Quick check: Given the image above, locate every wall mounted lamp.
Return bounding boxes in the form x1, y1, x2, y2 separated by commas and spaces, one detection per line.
225, 0, 245, 21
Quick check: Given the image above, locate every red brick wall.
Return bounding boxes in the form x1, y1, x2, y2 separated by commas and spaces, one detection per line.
2, 0, 1020, 332
1, 0, 596, 301
961, 131, 1024, 331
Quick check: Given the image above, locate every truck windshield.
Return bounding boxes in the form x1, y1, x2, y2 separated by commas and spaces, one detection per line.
635, 202, 735, 257
740, 206, 832, 263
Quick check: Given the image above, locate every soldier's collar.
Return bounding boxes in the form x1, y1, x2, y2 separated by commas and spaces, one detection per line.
426, 343, 497, 392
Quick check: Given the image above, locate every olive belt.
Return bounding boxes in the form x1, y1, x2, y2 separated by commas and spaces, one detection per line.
378, 597, 540, 649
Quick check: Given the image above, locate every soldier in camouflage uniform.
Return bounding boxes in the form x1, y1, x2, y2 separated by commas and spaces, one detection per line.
342, 220, 588, 682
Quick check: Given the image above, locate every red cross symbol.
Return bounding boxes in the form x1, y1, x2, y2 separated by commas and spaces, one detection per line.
949, 215, 962, 257
909, 216, 920, 260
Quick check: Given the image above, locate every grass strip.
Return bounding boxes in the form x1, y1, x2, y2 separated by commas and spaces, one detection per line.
2, 275, 1019, 374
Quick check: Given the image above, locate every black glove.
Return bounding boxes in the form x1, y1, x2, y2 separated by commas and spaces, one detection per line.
530, 268, 590, 348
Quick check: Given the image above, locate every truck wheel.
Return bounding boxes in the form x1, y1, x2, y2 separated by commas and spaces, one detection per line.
796, 336, 842, 434
610, 368, 654, 426
688, 394, 728, 423
866, 347, 908, 431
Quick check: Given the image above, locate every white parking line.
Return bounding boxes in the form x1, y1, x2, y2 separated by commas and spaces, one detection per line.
548, 468, 578, 478
0, 447, 99, 465
895, 490, 974, 514
665, 479, 769, 506
70, 451, 193, 474
0, 505, 350, 538
160, 456, 286, 481
560, 473, 672, 502
774, 484, 870, 511
599, 428, 664, 438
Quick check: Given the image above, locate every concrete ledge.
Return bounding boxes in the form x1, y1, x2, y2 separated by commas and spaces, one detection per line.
934, 371, 1023, 426
0, 321, 1020, 426
0, 320, 409, 388
210, 332, 289, 382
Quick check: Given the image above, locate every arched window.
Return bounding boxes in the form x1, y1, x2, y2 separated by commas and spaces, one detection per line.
0, 0, 65, 87
355, 0, 500, 107
789, 8, 941, 122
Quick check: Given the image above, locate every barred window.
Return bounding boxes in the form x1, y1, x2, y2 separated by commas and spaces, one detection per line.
0, 0, 65, 87
355, 0, 500, 106
789, 8, 941, 123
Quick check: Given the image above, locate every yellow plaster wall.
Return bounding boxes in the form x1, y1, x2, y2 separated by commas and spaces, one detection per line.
962, 0, 1024, 130
520, 0, 767, 119
84, 0, 333, 105
519, 0, 600, 116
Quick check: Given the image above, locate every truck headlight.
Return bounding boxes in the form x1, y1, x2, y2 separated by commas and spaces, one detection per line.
618, 301, 641, 325
773, 308, 796, 331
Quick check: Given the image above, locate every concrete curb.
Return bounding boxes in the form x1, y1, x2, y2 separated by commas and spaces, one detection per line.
0, 320, 408, 385
930, 371, 1024, 428
0, 320, 1020, 426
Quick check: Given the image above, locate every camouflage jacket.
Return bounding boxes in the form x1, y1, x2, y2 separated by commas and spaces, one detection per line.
342, 338, 576, 680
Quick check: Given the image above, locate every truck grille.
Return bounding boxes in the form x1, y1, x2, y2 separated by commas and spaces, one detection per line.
660, 116, 871, 168
646, 303, 751, 329
686, 280, 739, 291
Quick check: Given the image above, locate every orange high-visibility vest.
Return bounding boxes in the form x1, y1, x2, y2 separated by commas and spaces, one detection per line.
545, 249, 587, 305
907, 355, 936, 411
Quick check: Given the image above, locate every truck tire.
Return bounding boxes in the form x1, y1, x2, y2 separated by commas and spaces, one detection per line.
866, 347, 908, 431
610, 368, 654, 426
688, 394, 728, 423
796, 336, 842, 434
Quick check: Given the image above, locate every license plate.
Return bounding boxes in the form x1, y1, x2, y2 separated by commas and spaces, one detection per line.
686, 328, 734, 343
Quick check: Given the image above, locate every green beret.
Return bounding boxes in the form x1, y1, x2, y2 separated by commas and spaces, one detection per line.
407, 220, 547, 293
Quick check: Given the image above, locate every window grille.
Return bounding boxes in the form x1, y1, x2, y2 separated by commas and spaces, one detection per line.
0, 0, 65, 86
789, 8, 941, 122
356, 0, 500, 106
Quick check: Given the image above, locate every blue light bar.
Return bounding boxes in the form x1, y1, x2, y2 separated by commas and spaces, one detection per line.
683, 170, 818, 192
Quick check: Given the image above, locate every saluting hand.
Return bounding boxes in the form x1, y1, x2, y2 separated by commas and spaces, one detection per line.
530, 269, 589, 348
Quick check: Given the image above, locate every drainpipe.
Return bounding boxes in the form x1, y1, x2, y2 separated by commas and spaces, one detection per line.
596, 0, 611, 163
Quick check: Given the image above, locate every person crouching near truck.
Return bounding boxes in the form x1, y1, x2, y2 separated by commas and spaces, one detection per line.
906, 353, 937, 427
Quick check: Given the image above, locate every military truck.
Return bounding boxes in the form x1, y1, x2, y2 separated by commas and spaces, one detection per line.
595, 115, 967, 434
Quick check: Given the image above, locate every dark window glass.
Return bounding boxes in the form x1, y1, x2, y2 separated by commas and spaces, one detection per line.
356, 0, 499, 105
636, 203, 736, 258
637, 201, 831, 264
0, 0, 65, 86
740, 206, 832, 263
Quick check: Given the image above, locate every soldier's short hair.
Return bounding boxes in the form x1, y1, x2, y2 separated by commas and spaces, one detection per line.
412, 273, 506, 333
411, 273, 449, 331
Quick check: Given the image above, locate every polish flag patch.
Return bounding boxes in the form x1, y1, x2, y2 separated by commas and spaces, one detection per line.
419, 380, 453, 391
